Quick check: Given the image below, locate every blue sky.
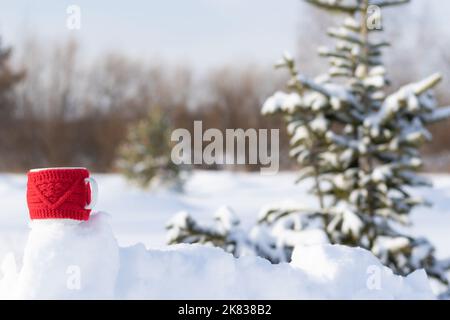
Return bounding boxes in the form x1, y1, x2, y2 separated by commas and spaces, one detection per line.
0, 0, 449, 72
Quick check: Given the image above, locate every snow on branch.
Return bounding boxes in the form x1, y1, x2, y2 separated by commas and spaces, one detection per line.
296, 75, 364, 112
365, 73, 442, 128
413, 73, 442, 96
166, 211, 225, 244
262, 91, 302, 114
305, 0, 361, 13
327, 27, 363, 44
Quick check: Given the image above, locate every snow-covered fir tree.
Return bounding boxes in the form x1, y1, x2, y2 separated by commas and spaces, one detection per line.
118, 107, 185, 189
262, 0, 450, 292
0, 38, 23, 122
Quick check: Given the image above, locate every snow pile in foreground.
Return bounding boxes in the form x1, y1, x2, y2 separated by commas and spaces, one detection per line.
1, 214, 119, 299
0, 213, 433, 299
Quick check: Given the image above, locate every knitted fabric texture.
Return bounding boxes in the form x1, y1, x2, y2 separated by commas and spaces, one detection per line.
27, 168, 92, 220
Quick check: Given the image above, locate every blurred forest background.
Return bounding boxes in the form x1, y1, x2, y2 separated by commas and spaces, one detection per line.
0, 0, 449, 172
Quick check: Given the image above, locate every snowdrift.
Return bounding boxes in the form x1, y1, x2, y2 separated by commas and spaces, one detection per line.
0, 212, 433, 299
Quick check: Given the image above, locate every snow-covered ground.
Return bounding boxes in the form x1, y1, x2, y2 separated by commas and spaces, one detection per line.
0, 213, 434, 299
0, 170, 449, 299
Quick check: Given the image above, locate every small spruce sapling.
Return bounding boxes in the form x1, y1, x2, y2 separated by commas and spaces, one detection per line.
118, 107, 186, 189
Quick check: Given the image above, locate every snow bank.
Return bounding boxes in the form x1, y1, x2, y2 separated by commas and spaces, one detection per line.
0, 213, 434, 299
116, 243, 432, 299
1, 213, 119, 299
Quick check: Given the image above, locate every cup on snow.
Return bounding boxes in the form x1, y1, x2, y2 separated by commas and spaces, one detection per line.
26, 167, 98, 221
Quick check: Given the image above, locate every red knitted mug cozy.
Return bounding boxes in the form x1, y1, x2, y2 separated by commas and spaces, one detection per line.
26, 168, 92, 220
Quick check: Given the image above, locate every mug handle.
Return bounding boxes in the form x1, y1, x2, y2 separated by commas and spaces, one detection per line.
84, 177, 98, 210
